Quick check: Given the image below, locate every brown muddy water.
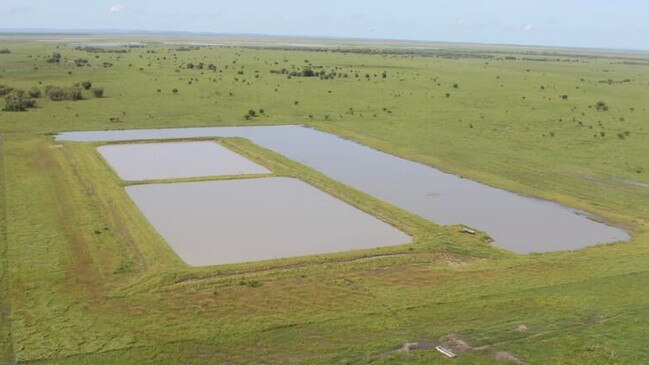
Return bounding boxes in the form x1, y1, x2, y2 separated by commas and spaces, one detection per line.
97, 141, 269, 180
126, 177, 411, 266
58, 125, 631, 254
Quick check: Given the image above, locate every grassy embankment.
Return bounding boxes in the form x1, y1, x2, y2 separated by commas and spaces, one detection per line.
0, 38, 648, 363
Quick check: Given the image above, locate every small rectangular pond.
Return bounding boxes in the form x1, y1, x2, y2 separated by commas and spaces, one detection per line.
126, 177, 411, 266
98, 141, 269, 181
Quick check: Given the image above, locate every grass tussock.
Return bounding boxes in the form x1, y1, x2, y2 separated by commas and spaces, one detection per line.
0, 38, 647, 364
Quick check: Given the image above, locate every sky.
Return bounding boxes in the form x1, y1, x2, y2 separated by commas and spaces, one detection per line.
1, 0, 648, 50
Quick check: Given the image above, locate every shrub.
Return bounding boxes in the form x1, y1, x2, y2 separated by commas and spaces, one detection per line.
74, 58, 89, 67
301, 68, 315, 77
595, 101, 609, 111
0, 84, 14, 96
172, 88, 178, 94
113, 261, 133, 275
248, 109, 256, 117
3, 91, 36, 111
91, 87, 104, 98
46, 85, 83, 101
80, 81, 92, 90
46, 52, 62, 63
0, 48, 11, 54
27, 87, 41, 98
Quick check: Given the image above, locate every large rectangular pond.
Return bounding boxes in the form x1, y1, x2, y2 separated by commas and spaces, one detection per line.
58, 125, 631, 254
98, 141, 269, 181
126, 177, 411, 266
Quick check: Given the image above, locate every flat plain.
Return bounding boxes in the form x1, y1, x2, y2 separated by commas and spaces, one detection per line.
1, 35, 648, 364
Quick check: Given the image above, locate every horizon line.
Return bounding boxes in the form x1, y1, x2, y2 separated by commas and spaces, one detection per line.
1, 28, 648, 54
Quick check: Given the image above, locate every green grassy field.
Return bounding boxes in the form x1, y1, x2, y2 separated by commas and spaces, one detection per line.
1, 35, 648, 364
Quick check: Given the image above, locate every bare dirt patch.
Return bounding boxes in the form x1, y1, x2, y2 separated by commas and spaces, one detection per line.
394, 333, 526, 364
495, 351, 527, 364
397, 342, 436, 353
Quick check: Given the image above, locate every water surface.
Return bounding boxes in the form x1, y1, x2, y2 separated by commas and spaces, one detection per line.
127, 177, 411, 266
98, 141, 269, 180
58, 125, 630, 253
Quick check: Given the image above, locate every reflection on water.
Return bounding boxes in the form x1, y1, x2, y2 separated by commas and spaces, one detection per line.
58, 125, 630, 253
127, 177, 411, 266
98, 141, 269, 180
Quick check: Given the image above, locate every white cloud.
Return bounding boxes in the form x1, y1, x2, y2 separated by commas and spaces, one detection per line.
109, 4, 125, 13
523, 23, 535, 32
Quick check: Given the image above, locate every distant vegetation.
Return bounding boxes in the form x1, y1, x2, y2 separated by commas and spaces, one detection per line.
75, 46, 129, 54
1, 40, 648, 364
175, 46, 200, 52
46, 52, 62, 63
1, 80, 105, 111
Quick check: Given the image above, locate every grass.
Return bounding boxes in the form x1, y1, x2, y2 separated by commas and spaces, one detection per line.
0, 36, 648, 363
0, 132, 14, 364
